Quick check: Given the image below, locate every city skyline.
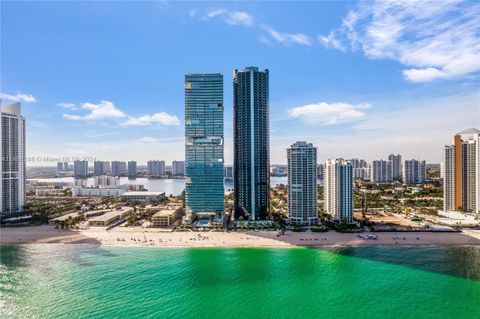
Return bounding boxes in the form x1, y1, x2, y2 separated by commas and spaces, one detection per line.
1, 1, 479, 165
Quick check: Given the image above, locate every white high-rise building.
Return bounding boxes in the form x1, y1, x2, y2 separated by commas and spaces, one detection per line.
388, 154, 402, 181
148, 160, 165, 177
402, 159, 426, 184
371, 160, 392, 183
172, 160, 185, 176
443, 129, 480, 213
1, 102, 26, 215
324, 159, 353, 223
287, 142, 318, 226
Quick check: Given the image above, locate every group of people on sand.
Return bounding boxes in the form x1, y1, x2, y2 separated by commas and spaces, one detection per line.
299, 238, 328, 241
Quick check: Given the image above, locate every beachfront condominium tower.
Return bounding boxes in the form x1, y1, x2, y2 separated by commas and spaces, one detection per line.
74, 160, 88, 178
402, 159, 426, 184
147, 160, 165, 177
443, 129, 480, 213
111, 161, 126, 177
185, 73, 224, 219
287, 142, 318, 226
233, 66, 270, 220
324, 159, 353, 223
0, 102, 26, 216
388, 153, 402, 181
172, 160, 185, 176
93, 161, 110, 176
128, 161, 137, 179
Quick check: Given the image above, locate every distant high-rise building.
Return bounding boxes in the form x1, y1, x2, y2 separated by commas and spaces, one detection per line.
94, 161, 110, 176
402, 159, 426, 184
74, 160, 88, 178
371, 160, 392, 183
287, 142, 318, 226
128, 161, 137, 179
57, 162, 63, 172
63, 162, 69, 171
233, 66, 270, 220
111, 161, 126, 177
224, 165, 233, 181
172, 160, 185, 176
324, 159, 353, 223
353, 167, 370, 180
443, 129, 480, 213
1, 102, 26, 215
388, 153, 402, 181
147, 160, 165, 177
348, 158, 367, 169
348, 158, 369, 180
185, 73, 224, 219
317, 164, 324, 180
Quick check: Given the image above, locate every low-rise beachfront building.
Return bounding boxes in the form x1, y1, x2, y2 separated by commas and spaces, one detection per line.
73, 185, 127, 197
88, 207, 133, 226
35, 189, 68, 197
151, 209, 177, 227
121, 191, 165, 203
49, 209, 110, 225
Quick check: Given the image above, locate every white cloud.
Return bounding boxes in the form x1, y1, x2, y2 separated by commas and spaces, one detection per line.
63, 100, 125, 121
139, 136, 160, 143
288, 102, 372, 125
123, 112, 180, 126
200, 8, 254, 27
192, 8, 314, 46
62, 100, 179, 127
188, 9, 197, 18
317, 31, 345, 51
57, 102, 78, 110
226, 11, 254, 27
318, 0, 480, 82
262, 25, 312, 46
0, 92, 36, 103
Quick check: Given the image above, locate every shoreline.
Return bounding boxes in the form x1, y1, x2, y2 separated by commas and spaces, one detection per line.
1, 226, 480, 248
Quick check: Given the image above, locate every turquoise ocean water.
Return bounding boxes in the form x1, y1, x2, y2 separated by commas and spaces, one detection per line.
1, 244, 479, 318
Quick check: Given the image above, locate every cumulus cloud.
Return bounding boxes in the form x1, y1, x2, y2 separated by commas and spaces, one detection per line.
0, 92, 36, 103
318, 0, 480, 82
63, 100, 125, 121
288, 102, 372, 125
200, 8, 254, 27
62, 100, 179, 127
123, 112, 180, 126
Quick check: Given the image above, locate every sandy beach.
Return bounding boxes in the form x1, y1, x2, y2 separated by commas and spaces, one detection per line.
2, 225, 480, 247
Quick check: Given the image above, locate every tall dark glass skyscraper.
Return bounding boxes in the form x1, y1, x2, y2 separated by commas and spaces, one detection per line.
185, 73, 224, 219
233, 67, 270, 220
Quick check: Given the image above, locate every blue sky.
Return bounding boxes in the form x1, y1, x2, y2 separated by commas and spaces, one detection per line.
1, 0, 479, 165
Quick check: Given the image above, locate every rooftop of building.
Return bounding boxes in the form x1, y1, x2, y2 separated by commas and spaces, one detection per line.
88, 207, 133, 222
152, 209, 177, 218
122, 191, 165, 196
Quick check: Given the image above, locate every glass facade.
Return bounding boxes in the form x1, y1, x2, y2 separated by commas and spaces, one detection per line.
233, 66, 270, 220
1, 103, 26, 216
185, 73, 224, 219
